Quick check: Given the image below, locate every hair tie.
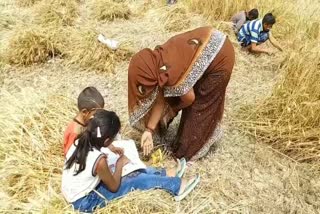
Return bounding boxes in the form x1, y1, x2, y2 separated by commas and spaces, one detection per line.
97, 126, 102, 138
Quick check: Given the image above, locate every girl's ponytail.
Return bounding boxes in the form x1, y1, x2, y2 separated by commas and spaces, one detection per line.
65, 128, 92, 175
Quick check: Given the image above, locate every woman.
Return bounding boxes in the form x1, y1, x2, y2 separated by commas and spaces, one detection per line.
128, 26, 235, 161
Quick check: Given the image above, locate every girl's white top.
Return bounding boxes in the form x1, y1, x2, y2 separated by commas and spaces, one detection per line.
61, 140, 105, 202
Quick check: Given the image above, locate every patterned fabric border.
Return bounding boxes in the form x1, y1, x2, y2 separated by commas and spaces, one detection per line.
129, 86, 159, 129
163, 31, 226, 97
190, 122, 223, 161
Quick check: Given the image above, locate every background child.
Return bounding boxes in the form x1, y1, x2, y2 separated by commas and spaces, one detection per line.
231, 8, 259, 33
62, 109, 200, 213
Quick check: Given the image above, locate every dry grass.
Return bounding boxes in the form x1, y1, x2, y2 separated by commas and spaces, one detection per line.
3, 27, 64, 65
90, 0, 131, 21
34, 0, 79, 26
161, 5, 191, 32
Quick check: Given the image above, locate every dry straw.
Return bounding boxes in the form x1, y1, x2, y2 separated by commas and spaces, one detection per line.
90, 0, 131, 21
34, 0, 79, 26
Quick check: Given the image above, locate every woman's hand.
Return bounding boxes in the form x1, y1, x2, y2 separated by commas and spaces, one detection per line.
141, 130, 154, 156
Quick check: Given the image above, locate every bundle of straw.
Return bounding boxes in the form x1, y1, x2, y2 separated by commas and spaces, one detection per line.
90, 0, 131, 21
34, 0, 79, 26
4, 27, 65, 65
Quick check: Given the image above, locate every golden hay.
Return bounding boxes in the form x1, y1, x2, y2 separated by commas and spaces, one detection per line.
15, 0, 41, 7
162, 6, 191, 32
64, 28, 134, 73
90, 0, 131, 21
34, 0, 79, 26
3, 27, 65, 65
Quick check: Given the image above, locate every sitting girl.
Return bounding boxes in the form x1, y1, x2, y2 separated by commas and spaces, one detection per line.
62, 109, 200, 213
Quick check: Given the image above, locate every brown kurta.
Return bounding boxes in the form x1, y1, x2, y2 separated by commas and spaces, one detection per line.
128, 26, 234, 160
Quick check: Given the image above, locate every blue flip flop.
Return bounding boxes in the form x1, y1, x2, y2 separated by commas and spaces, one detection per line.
174, 174, 200, 201
176, 158, 187, 178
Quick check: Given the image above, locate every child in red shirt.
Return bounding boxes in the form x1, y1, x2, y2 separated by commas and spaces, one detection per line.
63, 87, 122, 156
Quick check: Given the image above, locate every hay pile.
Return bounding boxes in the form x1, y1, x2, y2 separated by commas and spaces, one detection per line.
161, 6, 191, 32
3, 27, 65, 65
65, 28, 134, 72
34, 0, 79, 26
90, 0, 131, 21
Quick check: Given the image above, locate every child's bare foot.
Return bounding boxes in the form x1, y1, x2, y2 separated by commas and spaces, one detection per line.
166, 158, 185, 177
175, 174, 200, 201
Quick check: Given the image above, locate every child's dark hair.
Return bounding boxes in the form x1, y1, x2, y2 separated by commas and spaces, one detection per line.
248, 9, 259, 19
65, 109, 121, 175
77, 87, 104, 111
262, 13, 276, 25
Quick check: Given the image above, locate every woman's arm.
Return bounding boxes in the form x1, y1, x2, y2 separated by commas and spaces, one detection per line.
171, 88, 195, 112
95, 155, 129, 192
146, 90, 165, 130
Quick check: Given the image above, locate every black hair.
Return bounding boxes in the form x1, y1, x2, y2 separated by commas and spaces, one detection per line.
262, 13, 276, 25
65, 109, 121, 175
77, 87, 105, 111
248, 9, 259, 19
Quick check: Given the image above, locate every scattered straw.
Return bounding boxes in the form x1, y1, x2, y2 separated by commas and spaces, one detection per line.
90, 0, 131, 21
